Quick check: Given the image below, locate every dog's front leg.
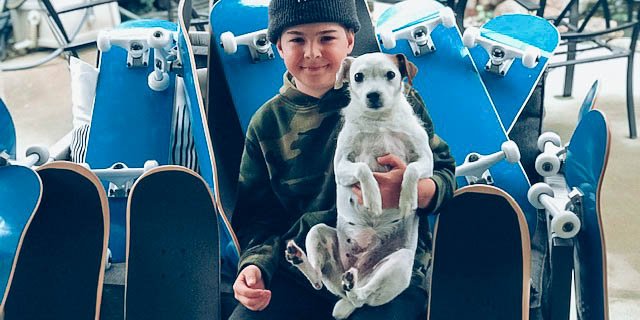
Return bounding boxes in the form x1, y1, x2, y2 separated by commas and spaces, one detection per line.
336, 157, 382, 215
399, 157, 434, 217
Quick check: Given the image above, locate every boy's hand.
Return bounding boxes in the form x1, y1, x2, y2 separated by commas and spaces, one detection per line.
233, 265, 272, 311
351, 154, 436, 209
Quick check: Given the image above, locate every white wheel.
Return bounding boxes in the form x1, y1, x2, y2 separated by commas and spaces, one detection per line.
522, 46, 540, 68
148, 28, 171, 49
550, 211, 581, 238
220, 31, 238, 54
535, 153, 561, 177
97, 31, 112, 52
537, 131, 561, 151
148, 72, 170, 91
501, 140, 520, 163
105, 248, 113, 270
462, 27, 480, 48
439, 7, 455, 28
379, 29, 396, 50
25, 145, 50, 166
80, 163, 91, 170
143, 160, 159, 172
527, 182, 553, 209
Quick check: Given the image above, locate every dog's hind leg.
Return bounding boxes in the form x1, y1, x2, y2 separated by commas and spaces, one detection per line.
305, 224, 347, 297
285, 240, 323, 290
351, 248, 415, 307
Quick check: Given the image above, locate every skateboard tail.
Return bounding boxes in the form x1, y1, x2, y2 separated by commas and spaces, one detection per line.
566, 110, 610, 319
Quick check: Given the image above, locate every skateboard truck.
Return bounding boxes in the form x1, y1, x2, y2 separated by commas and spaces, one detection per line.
462, 27, 541, 76
535, 132, 566, 177
89, 160, 159, 197
220, 30, 275, 63
97, 28, 177, 91
456, 140, 520, 185
528, 182, 582, 239
0, 145, 50, 167
379, 7, 455, 56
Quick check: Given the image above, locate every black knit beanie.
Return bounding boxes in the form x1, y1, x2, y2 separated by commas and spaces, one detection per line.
267, 0, 361, 44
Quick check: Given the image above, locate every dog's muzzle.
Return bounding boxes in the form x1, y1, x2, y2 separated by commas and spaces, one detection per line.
366, 91, 383, 109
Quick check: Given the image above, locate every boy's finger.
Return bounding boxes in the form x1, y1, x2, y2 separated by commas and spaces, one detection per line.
377, 154, 406, 169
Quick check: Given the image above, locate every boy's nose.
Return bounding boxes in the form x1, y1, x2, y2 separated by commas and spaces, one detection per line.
304, 43, 321, 59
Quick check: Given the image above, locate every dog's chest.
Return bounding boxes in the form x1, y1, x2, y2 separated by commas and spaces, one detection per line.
348, 130, 417, 171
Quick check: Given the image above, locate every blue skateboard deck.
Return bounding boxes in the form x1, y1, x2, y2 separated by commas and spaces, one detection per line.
1, 162, 109, 319
377, 5, 537, 236
210, 0, 286, 133
0, 99, 16, 160
0, 165, 41, 299
177, 0, 240, 282
578, 80, 600, 122
86, 20, 177, 263
428, 185, 530, 319
467, 14, 559, 133
126, 166, 219, 319
565, 109, 610, 320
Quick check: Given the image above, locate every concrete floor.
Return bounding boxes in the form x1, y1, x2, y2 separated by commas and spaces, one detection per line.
1, 32, 639, 320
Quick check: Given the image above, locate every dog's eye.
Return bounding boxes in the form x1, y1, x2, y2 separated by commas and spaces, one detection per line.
354, 72, 364, 83
386, 71, 396, 80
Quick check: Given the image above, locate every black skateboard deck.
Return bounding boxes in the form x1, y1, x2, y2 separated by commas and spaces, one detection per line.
428, 185, 531, 320
125, 166, 219, 319
1, 162, 109, 319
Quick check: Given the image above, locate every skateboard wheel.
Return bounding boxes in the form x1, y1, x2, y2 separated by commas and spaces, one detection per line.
25, 145, 50, 166
535, 153, 561, 177
148, 72, 170, 91
143, 160, 159, 172
220, 31, 238, 54
105, 248, 112, 270
149, 28, 171, 49
522, 46, 540, 68
439, 7, 455, 28
551, 210, 581, 238
97, 31, 112, 52
537, 131, 561, 151
462, 27, 480, 48
501, 140, 520, 163
527, 182, 553, 209
80, 163, 91, 170
379, 29, 396, 50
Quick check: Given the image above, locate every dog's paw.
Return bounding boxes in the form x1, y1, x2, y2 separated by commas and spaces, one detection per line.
363, 195, 383, 215
332, 299, 357, 320
399, 190, 418, 216
285, 240, 304, 265
341, 269, 357, 292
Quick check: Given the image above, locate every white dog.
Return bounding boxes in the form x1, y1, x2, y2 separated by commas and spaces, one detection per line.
285, 53, 434, 319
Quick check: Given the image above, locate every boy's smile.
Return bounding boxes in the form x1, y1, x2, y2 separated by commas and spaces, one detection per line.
277, 23, 355, 98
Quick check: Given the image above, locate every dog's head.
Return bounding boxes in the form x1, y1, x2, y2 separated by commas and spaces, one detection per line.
335, 53, 417, 111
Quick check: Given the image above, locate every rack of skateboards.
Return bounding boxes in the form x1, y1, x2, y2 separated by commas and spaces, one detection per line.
0, 0, 610, 319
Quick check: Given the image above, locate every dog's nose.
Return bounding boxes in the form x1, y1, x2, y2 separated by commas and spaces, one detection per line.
366, 92, 380, 103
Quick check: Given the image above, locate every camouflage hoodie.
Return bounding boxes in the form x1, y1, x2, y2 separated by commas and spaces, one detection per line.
232, 72, 456, 294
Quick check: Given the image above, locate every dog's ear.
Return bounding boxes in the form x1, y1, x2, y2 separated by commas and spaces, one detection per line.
389, 53, 418, 86
335, 56, 355, 89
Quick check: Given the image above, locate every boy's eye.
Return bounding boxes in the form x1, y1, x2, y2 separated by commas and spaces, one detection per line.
386, 71, 396, 80
321, 36, 336, 42
354, 73, 364, 83
289, 37, 304, 43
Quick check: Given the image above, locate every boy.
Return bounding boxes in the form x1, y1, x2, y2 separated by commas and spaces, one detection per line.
229, 0, 456, 319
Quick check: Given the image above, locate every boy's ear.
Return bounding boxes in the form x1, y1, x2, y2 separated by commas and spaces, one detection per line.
335, 57, 355, 89
388, 53, 418, 85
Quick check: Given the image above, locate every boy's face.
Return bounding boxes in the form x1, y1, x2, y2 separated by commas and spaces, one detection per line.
277, 22, 355, 98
